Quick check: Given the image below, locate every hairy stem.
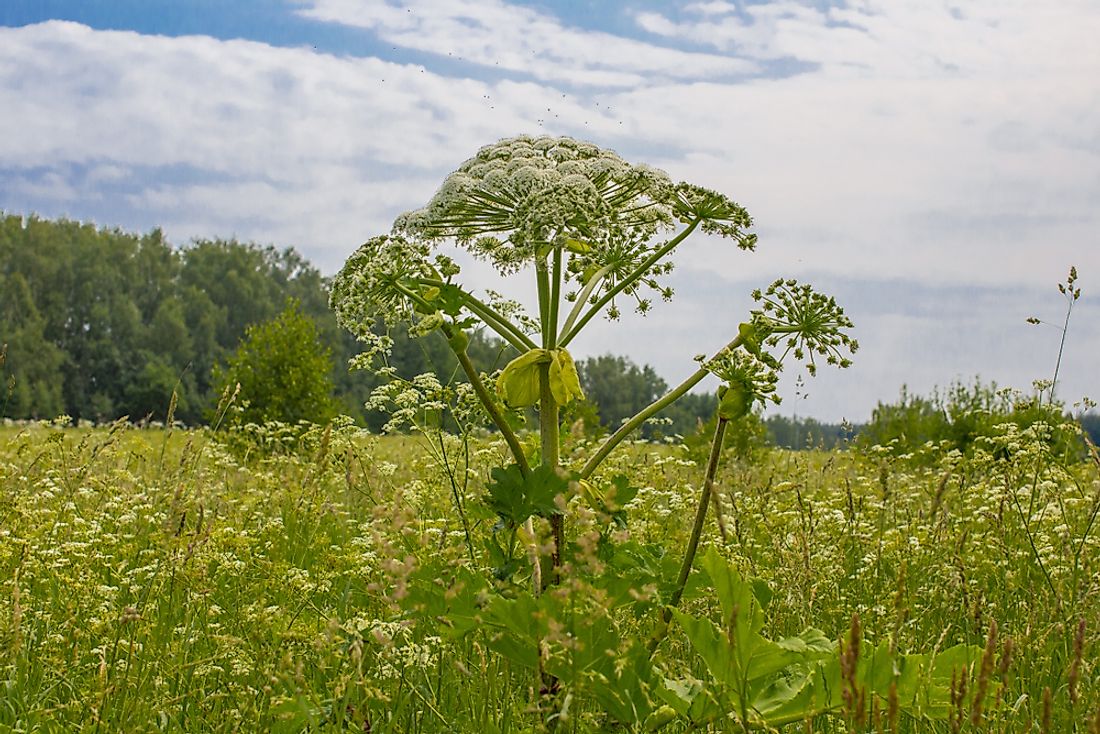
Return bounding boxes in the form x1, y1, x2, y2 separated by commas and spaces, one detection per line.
559, 218, 699, 348
649, 415, 728, 652
578, 331, 745, 480
536, 259, 552, 345
443, 325, 530, 477
548, 246, 562, 350
539, 361, 563, 586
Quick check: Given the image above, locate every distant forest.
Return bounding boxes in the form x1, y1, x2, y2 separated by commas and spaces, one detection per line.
0, 214, 727, 436
2, 213, 1094, 449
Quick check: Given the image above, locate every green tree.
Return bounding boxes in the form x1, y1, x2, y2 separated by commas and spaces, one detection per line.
1082, 413, 1100, 445
577, 354, 667, 435
213, 300, 337, 426
858, 379, 1079, 461
0, 272, 65, 418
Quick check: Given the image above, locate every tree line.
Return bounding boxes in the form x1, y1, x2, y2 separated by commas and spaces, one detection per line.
3, 213, 1092, 448
0, 214, 724, 435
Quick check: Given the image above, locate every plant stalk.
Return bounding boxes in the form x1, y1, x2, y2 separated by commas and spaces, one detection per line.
578, 331, 745, 480
443, 325, 530, 478
548, 246, 562, 350
536, 259, 552, 345
539, 361, 563, 585
559, 218, 699, 348
1049, 297, 1074, 406
649, 415, 729, 652
414, 278, 537, 352
557, 264, 612, 343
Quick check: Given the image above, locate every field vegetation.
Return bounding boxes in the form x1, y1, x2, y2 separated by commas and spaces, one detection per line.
1, 413, 1097, 732
2, 136, 1097, 732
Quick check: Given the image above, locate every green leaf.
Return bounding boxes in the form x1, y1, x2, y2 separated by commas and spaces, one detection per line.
485, 463, 570, 525
435, 283, 470, 317
564, 237, 593, 254
750, 658, 843, 724
400, 566, 486, 639
549, 348, 584, 405
495, 348, 548, 408
481, 592, 542, 669
670, 610, 737, 687
699, 547, 767, 647
495, 347, 584, 408
717, 383, 751, 420
747, 628, 834, 682
658, 676, 721, 724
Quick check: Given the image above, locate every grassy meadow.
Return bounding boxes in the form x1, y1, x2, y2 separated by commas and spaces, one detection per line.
1, 417, 1098, 732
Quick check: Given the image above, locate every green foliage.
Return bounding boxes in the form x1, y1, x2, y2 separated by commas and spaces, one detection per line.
576, 354, 670, 436
575, 354, 733, 439
0, 272, 64, 419
684, 409, 770, 463
765, 414, 858, 449
0, 214, 340, 423
1083, 413, 1100, 445
213, 300, 338, 426
484, 463, 568, 526
667, 548, 985, 728
3, 419, 1097, 731
0, 212, 520, 427
859, 379, 1081, 461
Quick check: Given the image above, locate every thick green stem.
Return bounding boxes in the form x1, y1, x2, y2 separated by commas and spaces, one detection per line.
536, 260, 552, 345
649, 415, 728, 652
538, 361, 563, 585
578, 332, 745, 480
443, 325, 530, 478
548, 246, 562, 350
559, 219, 699, 348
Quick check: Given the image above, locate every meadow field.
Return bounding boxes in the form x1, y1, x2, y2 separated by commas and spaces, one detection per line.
1, 416, 1097, 733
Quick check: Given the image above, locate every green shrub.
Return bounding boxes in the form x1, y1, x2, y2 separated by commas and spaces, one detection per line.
212, 299, 337, 428
858, 378, 1080, 461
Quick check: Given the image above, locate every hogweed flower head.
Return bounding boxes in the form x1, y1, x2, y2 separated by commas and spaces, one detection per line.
705, 349, 781, 420
330, 235, 446, 336
669, 183, 756, 250
392, 135, 757, 322
750, 278, 858, 375
395, 134, 673, 274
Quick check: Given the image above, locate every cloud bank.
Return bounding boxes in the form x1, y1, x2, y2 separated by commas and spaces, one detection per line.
1, 2, 1097, 419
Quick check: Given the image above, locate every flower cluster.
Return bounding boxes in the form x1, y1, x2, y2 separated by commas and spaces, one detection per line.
365, 371, 485, 433
329, 235, 447, 337
705, 348, 781, 419
750, 279, 858, 375
564, 228, 677, 318
669, 183, 757, 250
395, 135, 674, 273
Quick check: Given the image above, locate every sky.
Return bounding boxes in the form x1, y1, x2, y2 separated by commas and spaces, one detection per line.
1, 0, 1097, 423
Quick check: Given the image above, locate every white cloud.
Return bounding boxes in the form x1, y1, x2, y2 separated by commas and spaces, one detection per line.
0, 5, 1097, 418
296, 0, 757, 87
0, 20, 562, 263
638, 1, 1100, 79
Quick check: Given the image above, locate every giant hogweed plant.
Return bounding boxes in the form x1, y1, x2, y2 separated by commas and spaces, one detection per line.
332, 136, 982, 729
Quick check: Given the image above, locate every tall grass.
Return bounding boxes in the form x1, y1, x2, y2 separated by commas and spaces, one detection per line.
1, 418, 1097, 731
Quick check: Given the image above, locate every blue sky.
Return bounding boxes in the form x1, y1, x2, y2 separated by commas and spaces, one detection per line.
1, 1, 1098, 421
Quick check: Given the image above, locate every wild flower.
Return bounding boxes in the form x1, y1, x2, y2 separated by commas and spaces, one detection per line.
394, 135, 675, 272
750, 278, 858, 375
704, 348, 781, 419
